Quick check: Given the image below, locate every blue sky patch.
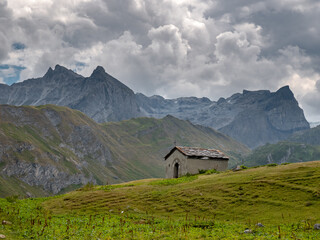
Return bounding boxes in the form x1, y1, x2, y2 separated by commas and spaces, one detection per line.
12, 42, 26, 50
72, 61, 87, 73
0, 65, 26, 85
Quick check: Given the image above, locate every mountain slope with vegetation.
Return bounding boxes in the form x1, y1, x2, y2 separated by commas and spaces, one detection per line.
245, 142, 320, 167
0, 104, 249, 197
245, 125, 320, 167
1, 161, 320, 239
288, 125, 320, 145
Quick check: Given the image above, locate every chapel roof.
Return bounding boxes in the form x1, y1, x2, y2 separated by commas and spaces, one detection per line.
164, 146, 229, 160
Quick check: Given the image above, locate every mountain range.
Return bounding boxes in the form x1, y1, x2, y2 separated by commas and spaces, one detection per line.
0, 65, 310, 148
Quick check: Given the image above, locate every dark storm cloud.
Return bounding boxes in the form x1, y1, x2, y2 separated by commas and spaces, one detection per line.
316, 80, 320, 92
204, 0, 320, 62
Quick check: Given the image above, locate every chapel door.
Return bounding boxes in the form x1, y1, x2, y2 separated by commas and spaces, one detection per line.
173, 163, 179, 178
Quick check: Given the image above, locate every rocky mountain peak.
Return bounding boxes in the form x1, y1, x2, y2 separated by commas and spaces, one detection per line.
90, 66, 111, 79
94, 65, 106, 73
274, 85, 294, 100
44, 65, 80, 79
54, 64, 68, 72
53, 64, 75, 75
44, 67, 54, 78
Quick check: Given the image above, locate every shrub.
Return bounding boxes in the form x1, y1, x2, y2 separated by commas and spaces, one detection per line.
78, 182, 95, 191
267, 163, 278, 167
240, 165, 248, 169
5, 195, 19, 203
199, 169, 219, 175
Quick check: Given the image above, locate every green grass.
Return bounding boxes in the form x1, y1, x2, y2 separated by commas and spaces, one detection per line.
1, 161, 320, 239
149, 175, 198, 186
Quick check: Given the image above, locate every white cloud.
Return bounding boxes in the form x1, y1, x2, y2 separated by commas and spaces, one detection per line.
0, 32, 9, 61
146, 24, 190, 66
1, 0, 320, 120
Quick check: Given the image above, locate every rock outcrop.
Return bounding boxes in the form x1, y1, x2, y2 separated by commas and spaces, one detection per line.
3, 161, 95, 194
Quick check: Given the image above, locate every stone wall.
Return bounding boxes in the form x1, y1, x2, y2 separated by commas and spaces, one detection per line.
165, 150, 188, 178
186, 158, 228, 174
165, 149, 229, 178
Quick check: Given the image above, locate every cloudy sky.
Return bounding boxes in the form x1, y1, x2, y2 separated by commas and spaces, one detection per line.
1, 0, 320, 121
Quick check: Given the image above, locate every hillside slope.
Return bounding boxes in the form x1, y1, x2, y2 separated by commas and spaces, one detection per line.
46, 161, 320, 223
0, 105, 249, 197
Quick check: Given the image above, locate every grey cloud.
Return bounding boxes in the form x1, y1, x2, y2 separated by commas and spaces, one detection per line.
316, 80, 320, 92
146, 25, 189, 65
2, 0, 320, 120
79, 0, 153, 45
205, 0, 320, 57
0, 1, 13, 61
0, 32, 9, 61
302, 91, 320, 121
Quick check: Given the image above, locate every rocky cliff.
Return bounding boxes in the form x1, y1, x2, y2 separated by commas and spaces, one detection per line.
0, 105, 249, 197
138, 86, 310, 148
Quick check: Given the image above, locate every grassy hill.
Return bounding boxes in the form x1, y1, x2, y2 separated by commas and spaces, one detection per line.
45, 161, 320, 222
1, 161, 320, 239
0, 104, 249, 197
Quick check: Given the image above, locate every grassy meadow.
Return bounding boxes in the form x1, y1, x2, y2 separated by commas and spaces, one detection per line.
1, 161, 320, 239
